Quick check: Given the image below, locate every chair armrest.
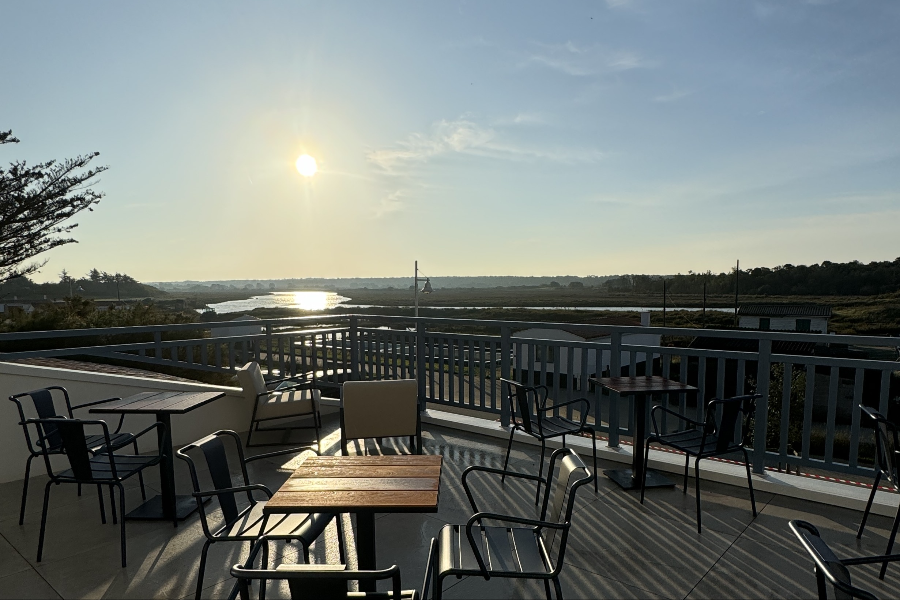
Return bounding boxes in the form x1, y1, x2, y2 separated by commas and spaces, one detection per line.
461, 465, 546, 514
244, 446, 316, 464
650, 405, 704, 436
193, 483, 273, 499
538, 397, 591, 425
463, 512, 567, 576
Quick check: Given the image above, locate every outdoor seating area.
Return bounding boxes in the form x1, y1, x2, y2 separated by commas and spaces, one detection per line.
2, 388, 900, 599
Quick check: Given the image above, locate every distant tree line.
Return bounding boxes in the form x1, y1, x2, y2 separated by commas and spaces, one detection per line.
601, 258, 900, 296
0, 270, 163, 301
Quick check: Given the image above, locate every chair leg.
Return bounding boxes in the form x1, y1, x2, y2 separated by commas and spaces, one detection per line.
742, 448, 757, 518
544, 578, 552, 600
19, 454, 33, 525
336, 514, 346, 564
858, 471, 881, 539
535, 440, 546, 505
695, 458, 703, 534
195, 539, 212, 600
421, 537, 436, 600
109, 485, 118, 525
134, 440, 147, 501
501, 428, 515, 482
260, 540, 269, 600
116, 483, 127, 568
246, 423, 255, 449
37, 481, 52, 562
879, 502, 900, 580
589, 428, 598, 494
553, 576, 564, 599
97, 484, 107, 524
683, 454, 690, 494
640, 439, 651, 505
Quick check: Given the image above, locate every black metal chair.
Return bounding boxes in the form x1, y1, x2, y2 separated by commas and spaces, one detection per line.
9, 386, 146, 525
227, 536, 417, 600
29, 416, 164, 567
640, 394, 760, 533
856, 405, 900, 580
237, 362, 323, 448
423, 447, 594, 600
176, 430, 342, 600
790, 519, 900, 600
499, 378, 597, 504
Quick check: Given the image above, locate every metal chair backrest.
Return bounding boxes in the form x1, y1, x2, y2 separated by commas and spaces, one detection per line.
177, 430, 252, 525
789, 520, 879, 600
704, 394, 759, 453
500, 378, 547, 435
9, 387, 74, 453
30, 417, 115, 482
229, 537, 406, 600
860, 405, 899, 490
539, 448, 593, 557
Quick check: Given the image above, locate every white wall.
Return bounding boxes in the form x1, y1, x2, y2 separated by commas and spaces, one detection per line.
0, 362, 252, 484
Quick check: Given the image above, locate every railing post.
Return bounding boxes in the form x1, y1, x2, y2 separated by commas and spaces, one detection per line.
154, 331, 162, 362
265, 323, 274, 375
349, 317, 359, 381
500, 326, 511, 427
608, 331, 622, 448
753, 338, 772, 474
416, 319, 426, 411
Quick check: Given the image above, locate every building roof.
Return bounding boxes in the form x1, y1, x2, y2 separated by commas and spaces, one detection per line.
738, 304, 832, 318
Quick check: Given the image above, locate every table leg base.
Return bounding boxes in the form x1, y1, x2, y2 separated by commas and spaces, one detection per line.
125, 495, 200, 521
605, 468, 675, 491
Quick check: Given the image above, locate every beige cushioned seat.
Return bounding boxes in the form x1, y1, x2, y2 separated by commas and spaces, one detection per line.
237, 361, 320, 421
341, 379, 417, 440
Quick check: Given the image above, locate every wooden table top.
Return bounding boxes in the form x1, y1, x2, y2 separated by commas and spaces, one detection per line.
264, 455, 443, 514
592, 376, 698, 395
88, 390, 226, 415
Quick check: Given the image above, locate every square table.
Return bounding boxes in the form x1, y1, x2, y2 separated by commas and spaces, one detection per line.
265, 455, 442, 592
90, 390, 226, 522
592, 376, 698, 490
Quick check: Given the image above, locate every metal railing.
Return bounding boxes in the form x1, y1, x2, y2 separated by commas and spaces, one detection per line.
1, 314, 898, 478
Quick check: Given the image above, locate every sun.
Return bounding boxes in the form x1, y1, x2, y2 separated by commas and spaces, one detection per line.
295, 154, 318, 177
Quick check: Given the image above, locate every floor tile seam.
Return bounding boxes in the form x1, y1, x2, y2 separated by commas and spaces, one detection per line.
0, 529, 43, 581
678, 493, 776, 600
564, 562, 675, 599
564, 554, 701, 599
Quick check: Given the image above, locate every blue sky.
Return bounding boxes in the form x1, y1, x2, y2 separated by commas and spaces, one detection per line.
3, 1, 899, 282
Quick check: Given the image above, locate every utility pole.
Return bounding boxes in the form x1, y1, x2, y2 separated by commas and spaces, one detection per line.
702, 281, 707, 328
662, 279, 667, 327
734, 259, 740, 326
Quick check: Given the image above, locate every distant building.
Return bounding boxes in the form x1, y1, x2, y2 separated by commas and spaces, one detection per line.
738, 304, 832, 333
211, 314, 264, 338
512, 313, 660, 388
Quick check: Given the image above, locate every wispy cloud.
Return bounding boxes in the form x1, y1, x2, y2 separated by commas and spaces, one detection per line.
367, 118, 604, 173
653, 88, 692, 102
373, 190, 405, 218
522, 42, 656, 77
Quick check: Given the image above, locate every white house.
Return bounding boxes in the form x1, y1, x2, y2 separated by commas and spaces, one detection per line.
511, 313, 661, 389
738, 304, 831, 334
210, 314, 264, 338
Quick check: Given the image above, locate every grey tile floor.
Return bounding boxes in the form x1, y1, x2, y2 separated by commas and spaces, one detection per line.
0, 416, 898, 599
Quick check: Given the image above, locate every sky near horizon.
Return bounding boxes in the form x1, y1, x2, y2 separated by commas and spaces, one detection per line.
3, 1, 899, 283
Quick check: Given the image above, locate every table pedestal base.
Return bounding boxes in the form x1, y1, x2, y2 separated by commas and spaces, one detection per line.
604, 468, 675, 491
125, 495, 200, 522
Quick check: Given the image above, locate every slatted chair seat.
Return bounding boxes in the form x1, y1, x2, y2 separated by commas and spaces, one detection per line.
57, 454, 161, 482
439, 524, 551, 577
83, 432, 136, 453
237, 362, 323, 448
654, 429, 721, 456
222, 509, 333, 543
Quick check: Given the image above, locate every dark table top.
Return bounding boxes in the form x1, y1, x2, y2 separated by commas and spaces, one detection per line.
264, 455, 442, 514
592, 376, 698, 395
88, 390, 226, 415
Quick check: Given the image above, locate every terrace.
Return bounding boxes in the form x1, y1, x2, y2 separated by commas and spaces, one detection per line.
0, 314, 898, 598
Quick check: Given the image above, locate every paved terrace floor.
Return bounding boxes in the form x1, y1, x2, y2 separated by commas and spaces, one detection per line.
1, 415, 899, 600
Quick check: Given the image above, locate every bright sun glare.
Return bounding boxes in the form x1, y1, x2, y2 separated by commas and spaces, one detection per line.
295, 154, 318, 177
